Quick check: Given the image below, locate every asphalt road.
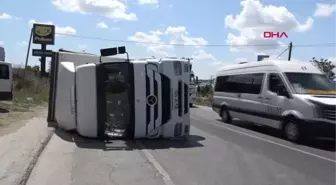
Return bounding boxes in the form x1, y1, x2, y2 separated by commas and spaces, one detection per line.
26, 106, 335, 185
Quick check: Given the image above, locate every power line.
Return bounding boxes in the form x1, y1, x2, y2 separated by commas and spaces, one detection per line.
55, 33, 336, 48
277, 47, 289, 58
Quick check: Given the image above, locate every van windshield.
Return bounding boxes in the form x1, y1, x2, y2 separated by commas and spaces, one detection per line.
284, 72, 336, 95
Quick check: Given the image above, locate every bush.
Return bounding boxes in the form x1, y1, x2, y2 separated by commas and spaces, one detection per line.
195, 95, 212, 107
10, 67, 49, 108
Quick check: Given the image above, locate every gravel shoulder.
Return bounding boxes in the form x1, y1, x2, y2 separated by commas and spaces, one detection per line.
0, 106, 55, 185
0, 102, 48, 137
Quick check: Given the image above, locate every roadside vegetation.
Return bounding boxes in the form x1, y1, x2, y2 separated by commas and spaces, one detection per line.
0, 65, 49, 131
195, 82, 213, 107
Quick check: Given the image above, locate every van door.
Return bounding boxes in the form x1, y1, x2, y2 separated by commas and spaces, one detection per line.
238, 73, 266, 123
0, 63, 12, 101
262, 73, 291, 129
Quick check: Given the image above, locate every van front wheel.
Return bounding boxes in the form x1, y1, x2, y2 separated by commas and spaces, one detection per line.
283, 119, 305, 143
220, 108, 232, 124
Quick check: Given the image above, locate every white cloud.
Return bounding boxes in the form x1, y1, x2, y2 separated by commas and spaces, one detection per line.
52, 0, 137, 21
314, 3, 336, 17
129, 26, 220, 79
128, 31, 173, 56
165, 26, 208, 47
138, 0, 158, 5
28, 19, 52, 25
0, 41, 4, 46
78, 44, 88, 50
17, 41, 28, 46
57, 26, 77, 35
128, 26, 220, 67
0, 13, 12, 19
192, 49, 216, 61
192, 49, 222, 67
0, 13, 20, 20
28, 19, 77, 36
328, 57, 336, 63
225, 0, 313, 52
96, 22, 109, 29
110, 27, 120, 31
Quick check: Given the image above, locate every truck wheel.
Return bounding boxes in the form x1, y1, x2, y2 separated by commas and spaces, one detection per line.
283, 118, 306, 143
220, 108, 232, 124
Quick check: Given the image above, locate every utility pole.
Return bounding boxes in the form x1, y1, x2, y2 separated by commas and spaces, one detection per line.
288, 42, 293, 61
24, 28, 33, 77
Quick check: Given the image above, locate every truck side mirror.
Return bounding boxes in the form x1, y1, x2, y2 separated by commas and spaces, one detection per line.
196, 76, 199, 84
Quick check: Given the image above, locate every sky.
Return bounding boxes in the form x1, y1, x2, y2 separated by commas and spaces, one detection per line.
0, 0, 335, 79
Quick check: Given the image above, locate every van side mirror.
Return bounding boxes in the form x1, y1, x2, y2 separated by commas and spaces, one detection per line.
275, 85, 289, 98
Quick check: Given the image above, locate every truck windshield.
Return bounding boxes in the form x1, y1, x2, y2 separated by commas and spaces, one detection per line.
102, 63, 132, 138
285, 72, 336, 95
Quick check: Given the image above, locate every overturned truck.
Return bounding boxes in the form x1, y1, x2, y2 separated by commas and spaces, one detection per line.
47, 47, 191, 139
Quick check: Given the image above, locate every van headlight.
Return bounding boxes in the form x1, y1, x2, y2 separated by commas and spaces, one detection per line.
307, 99, 323, 118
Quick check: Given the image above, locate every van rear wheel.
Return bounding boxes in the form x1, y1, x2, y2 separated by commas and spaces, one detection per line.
220, 108, 232, 124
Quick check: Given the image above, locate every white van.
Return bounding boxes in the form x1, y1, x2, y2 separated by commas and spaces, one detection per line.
0, 62, 12, 101
212, 59, 336, 142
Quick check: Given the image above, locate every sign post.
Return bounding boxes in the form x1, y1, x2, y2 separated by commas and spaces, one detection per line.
31, 23, 55, 78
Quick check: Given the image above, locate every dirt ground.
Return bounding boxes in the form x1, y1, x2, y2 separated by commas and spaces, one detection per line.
0, 101, 47, 137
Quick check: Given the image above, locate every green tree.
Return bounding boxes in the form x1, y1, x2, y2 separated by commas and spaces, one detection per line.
199, 85, 211, 97
32, 65, 40, 71
310, 57, 335, 80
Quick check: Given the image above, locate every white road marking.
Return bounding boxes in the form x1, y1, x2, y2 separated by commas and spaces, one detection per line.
136, 141, 175, 185
211, 122, 336, 163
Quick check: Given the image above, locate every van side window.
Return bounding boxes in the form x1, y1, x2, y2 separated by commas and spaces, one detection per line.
268, 73, 286, 93
214, 73, 264, 94
214, 76, 229, 92
0, 64, 9, 79
173, 61, 182, 76
248, 73, 264, 94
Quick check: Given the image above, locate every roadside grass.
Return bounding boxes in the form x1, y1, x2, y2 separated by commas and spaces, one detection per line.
0, 68, 49, 127
195, 96, 212, 107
